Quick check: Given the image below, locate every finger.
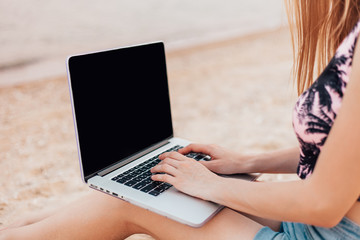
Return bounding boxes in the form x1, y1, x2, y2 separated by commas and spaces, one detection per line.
199, 159, 213, 168
151, 173, 175, 184
159, 151, 188, 161
151, 162, 178, 176
178, 143, 212, 155
199, 160, 218, 171
160, 157, 180, 168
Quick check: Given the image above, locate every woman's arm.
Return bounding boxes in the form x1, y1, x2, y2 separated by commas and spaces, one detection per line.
153, 39, 360, 228
205, 39, 360, 227
245, 147, 299, 173
156, 74, 360, 226
177, 144, 300, 174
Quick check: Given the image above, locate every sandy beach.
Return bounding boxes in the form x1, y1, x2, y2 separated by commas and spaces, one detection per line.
0, 27, 299, 239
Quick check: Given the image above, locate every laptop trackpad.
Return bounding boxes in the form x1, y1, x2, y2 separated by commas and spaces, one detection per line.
148, 187, 221, 227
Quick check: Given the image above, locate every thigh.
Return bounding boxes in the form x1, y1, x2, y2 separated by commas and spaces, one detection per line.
2, 191, 264, 240
126, 205, 264, 240
242, 212, 282, 232
108, 194, 264, 240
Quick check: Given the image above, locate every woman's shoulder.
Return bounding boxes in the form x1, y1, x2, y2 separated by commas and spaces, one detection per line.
330, 20, 360, 85
335, 20, 360, 59
292, 19, 360, 179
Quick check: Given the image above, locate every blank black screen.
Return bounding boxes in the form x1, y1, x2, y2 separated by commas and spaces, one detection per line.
68, 43, 173, 179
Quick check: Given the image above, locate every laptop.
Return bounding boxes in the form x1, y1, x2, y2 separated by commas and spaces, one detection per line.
66, 42, 257, 227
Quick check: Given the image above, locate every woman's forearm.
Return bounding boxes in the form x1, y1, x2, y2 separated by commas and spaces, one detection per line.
244, 147, 300, 174
210, 177, 339, 227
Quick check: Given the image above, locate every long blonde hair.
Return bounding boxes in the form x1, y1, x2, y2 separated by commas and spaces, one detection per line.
285, 0, 360, 95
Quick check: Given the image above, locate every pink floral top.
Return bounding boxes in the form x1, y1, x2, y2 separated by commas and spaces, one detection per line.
293, 20, 360, 191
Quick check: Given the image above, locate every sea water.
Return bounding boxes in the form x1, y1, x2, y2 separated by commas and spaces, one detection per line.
0, 0, 286, 86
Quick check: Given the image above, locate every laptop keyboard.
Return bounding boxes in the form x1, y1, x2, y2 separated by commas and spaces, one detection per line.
111, 145, 210, 197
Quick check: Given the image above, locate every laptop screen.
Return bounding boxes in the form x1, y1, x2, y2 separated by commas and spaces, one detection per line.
68, 42, 173, 180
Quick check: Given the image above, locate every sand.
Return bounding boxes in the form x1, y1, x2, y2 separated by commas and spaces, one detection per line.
0, 27, 300, 239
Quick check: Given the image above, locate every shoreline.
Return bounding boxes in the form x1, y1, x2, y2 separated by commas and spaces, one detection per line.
0, 26, 288, 88
0, 0, 285, 88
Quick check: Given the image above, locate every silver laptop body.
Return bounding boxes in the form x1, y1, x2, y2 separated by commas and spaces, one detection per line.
66, 42, 256, 227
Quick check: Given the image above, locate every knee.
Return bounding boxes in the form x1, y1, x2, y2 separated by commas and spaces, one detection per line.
87, 191, 134, 222
89, 190, 129, 212
86, 191, 153, 236
0, 229, 16, 240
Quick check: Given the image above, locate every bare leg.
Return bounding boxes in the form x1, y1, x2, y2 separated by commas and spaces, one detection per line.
242, 212, 281, 231
0, 191, 277, 240
3, 206, 60, 230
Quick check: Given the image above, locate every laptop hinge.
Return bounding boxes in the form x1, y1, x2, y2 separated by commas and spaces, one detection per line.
97, 139, 171, 177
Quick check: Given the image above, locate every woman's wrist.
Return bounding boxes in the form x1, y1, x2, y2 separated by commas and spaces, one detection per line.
238, 152, 279, 173
208, 175, 246, 207
204, 174, 229, 202
239, 148, 300, 174
235, 153, 259, 173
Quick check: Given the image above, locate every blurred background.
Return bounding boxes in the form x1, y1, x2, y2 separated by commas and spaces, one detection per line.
0, 0, 286, 86
0, 1, 299, 238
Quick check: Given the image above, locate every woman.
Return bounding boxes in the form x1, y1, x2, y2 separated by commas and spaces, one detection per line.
1, 0, 360, 239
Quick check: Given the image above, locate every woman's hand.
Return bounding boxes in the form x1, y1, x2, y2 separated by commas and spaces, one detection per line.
178, 144, 253, 175
151, 151, 220, 201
